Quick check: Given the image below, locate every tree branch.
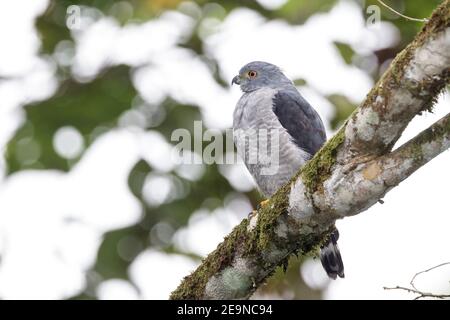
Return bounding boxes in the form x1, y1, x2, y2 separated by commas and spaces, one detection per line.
379, 112, 450, 187
170, 1, 450, 300
341, 2, 449, 161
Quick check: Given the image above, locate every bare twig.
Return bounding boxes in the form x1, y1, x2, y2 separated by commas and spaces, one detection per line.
377, 0, 429, 22
384, 262, 450, 300
411, 262, 450, 291
383, 286, 450, 300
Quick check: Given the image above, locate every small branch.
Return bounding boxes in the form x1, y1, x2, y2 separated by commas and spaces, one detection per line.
377, 0, 429, 22
384, 262, 450, 300
318, 113, 450, 219
374, 112, 450, 187
383, 286, 450, 300
410, 262, 450, 291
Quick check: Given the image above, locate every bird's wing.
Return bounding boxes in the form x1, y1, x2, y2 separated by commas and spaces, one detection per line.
272, 89, 326, 156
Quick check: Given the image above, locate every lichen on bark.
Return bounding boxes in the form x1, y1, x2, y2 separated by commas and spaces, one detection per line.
170, 218, 250, 299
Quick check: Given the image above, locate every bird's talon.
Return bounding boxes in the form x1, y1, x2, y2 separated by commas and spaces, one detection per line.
257, 199, 269, 210
247, 210, 258, 219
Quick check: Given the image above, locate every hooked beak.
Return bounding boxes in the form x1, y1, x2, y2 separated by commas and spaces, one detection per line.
231, 75, 241, 86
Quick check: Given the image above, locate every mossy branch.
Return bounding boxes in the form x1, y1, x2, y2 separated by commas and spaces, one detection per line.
383, 112, 450, 185
170, 1, 450, 300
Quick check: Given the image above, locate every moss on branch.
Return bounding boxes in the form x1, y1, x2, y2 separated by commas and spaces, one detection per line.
393, 113, 450, 163
170, 218, 251, 299
300, 128, 345, 194
348, 0, 450, 154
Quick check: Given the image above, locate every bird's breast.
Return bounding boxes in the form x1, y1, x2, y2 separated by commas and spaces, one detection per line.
232, 88, 310, 197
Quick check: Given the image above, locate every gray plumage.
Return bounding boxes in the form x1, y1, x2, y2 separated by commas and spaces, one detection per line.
232, 61, 344, 279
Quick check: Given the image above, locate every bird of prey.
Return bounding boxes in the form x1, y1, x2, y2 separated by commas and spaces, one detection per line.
232, 61, 344, 279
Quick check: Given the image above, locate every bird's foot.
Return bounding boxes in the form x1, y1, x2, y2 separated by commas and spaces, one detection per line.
247, 210, 258, 219
257, 199, 269, 210
247, 200, 269, 219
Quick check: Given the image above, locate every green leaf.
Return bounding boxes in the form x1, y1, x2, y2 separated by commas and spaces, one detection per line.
327, 94, 357, 130
94, 225, 146, 280
333, 42, 355, 65
276, 0, 338, 24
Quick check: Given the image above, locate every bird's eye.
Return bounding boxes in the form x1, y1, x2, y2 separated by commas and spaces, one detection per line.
247, 70, 257, 79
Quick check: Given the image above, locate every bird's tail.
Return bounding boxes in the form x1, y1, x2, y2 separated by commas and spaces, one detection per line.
320, 229, 345, 280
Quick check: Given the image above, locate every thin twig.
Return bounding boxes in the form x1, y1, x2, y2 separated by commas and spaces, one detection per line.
383, 286, 450, 300
377, 0, 429, 22
410, 262, 450, 291
384, 262, 450, 300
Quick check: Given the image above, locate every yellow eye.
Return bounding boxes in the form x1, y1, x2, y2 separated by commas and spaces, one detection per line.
247, 70, 257, 79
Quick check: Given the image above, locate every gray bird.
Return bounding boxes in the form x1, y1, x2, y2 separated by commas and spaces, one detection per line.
232, 61, 344, 279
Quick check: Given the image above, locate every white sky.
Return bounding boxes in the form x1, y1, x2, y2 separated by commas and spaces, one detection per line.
0, 0, 448, 299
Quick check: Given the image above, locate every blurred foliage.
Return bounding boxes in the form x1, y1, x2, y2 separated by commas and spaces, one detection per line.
275, 0, 337, 23
367, 0, 442, 43
333, 42, 356, 65
256, 255, 323, 299
6, 66, 135, 173
328, 94, 358, 130
366, 0, 443, 67
2, 0, 442, 300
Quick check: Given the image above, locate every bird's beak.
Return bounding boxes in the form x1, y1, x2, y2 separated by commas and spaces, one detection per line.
231, 75, 241, 86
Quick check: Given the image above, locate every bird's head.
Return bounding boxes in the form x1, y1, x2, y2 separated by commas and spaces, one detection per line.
231, 61, 292, 92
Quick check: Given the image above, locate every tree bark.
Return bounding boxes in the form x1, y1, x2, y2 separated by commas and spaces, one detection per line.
170, 0, 450, 300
